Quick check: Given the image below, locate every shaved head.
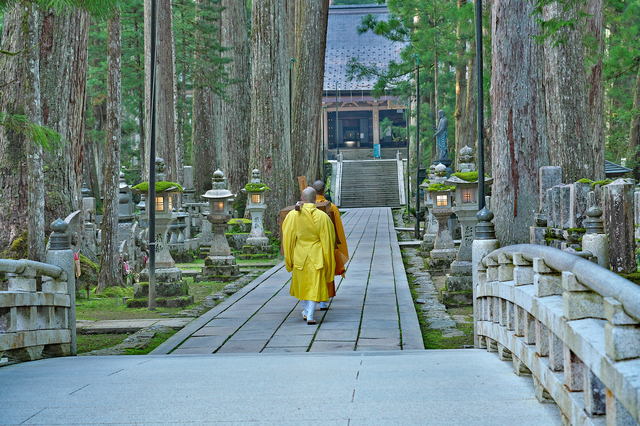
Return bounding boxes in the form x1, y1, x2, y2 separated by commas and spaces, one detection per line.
312, 180, 325, 194
302, 187, 317, 203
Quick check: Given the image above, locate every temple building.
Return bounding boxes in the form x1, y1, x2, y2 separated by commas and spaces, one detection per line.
323, 4, 408, 160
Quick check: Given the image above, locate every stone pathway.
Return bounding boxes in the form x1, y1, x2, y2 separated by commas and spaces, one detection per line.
153, 207, 424, 355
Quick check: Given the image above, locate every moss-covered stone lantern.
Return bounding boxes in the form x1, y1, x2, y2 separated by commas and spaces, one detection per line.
425, 182, 457, 272
242, 169, 271, 248
131, 157, 184, 284
199, 169, 239, 281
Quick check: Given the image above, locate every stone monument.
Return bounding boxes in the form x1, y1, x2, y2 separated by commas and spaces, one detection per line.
433, 110, 452, 174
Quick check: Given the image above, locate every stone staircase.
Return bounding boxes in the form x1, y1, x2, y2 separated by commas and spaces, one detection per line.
338, 160, 402, 208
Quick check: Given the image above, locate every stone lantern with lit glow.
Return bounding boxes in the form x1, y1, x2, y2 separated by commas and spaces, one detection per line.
242, 169, 271, 248
440, 145, 492, 303
131, 157, 183, 284
426, 183, 457, 273
199, 169, 239, 280
420, 163, 447, 252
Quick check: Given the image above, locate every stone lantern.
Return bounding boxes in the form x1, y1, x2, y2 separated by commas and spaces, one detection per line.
419, 164, 447, 252
199, 169, 239, 280
426, 185, 457, 273
131, 157, 183, 283
242, 169, 271, 249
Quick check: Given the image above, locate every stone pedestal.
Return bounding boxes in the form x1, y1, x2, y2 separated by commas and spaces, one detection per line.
428, 206, 457, 274
443, 207, 477, 305
197, 255, 239, 282
245, 206, 269, 247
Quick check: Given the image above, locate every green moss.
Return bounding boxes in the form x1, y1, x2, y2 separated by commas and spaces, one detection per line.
577, 178, 593, 184
620, 272, 640, 286
421, 179, 430, 185
77, 254, 100, 296
5, 230, 28, 260
450, 171, 479, 182
427, 183, 455, 192
229, 218, 251, 224
101, 286, 133, 298
591, 179, 613, 188
132, 181, 184, 193
244, 182, 271, 192
567, 228, 586, 233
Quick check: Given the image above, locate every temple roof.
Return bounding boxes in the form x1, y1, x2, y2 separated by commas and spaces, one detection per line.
605, 160, 632, 178
324, 5, 407, 93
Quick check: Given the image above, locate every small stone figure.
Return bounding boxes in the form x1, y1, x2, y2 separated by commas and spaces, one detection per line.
433, 110, 448, 161
250, 169, 261, 184
155, 157, 167, 181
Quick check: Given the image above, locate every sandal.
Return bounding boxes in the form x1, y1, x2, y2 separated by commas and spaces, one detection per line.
307, 319, 317, 325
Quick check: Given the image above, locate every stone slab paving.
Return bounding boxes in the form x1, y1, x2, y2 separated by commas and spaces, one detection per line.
0, 350, 560, 424
153, 207, 424, 355
77, 318, 193, 334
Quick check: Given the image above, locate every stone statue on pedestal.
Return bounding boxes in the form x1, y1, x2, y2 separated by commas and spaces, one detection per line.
434, 110, 448, 161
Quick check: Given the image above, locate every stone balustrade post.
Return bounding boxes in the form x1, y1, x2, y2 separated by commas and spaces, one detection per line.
45, 218, 76, 355
604, 297, 640, 361
583, 368, 606, 416
533, 258, 562, 297
563, 345, 584, 392
513, 253, 533, 286
472, 207, 499, 347
497, 253, 514, 282
562, 271, 604, 320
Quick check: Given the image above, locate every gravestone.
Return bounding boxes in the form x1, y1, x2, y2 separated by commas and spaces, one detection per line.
606, 179, 636, 274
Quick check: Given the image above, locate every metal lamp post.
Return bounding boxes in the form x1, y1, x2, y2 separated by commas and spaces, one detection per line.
413, 54, 420, 240
335, 81, 340, 156
148, 0, 158, 310
475, 0, 485, 210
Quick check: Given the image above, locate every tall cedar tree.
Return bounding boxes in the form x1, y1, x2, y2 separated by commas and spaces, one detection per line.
98, 10, 123, 291
291, 0, 330, 183
219, 0, 251, 196
490, 0, 549, 245
250, 0, 296, 235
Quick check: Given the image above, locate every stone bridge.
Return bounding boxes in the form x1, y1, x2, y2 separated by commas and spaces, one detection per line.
0, 208, 638, 425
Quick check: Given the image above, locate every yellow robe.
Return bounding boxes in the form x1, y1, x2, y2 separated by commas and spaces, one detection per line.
283, 203, 336, 302
316, 195, 349, 277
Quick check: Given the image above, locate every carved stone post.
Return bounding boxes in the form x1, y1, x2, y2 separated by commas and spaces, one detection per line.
46, 218, 76, 356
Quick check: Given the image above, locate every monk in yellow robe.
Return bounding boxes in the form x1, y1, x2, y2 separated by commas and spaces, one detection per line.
313, 180, 349, 310
282, 187, 336, 324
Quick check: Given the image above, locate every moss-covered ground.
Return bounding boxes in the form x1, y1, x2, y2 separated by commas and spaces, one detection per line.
76, 277, 226, 321
77, 334, 128, 353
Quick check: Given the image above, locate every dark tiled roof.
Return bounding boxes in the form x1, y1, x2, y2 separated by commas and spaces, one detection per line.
605, 160, 632, 177
324, 5, 407, 92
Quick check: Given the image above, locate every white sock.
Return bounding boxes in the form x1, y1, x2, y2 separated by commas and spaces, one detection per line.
306, 301, 317, 321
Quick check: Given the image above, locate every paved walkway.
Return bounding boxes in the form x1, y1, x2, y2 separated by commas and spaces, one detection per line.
0, 208, 561, 424
153, 207, 423, 355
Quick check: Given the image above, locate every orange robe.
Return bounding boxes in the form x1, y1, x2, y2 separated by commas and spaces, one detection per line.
316, 194, 349, 297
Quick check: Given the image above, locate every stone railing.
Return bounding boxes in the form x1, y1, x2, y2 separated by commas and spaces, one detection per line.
473, 241, 640, 426
0, 219, 76, 364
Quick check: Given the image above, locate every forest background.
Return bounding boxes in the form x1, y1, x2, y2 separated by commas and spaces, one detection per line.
0, 0, 639, 278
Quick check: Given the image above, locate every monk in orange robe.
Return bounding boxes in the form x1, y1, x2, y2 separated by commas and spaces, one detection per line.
313, 180, 349, 310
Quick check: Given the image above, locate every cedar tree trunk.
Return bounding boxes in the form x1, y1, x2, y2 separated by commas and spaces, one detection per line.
98, 12, 123, 291
491, 0, 549, 245
250, 0, 295, 235
291, 0, 329, 182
